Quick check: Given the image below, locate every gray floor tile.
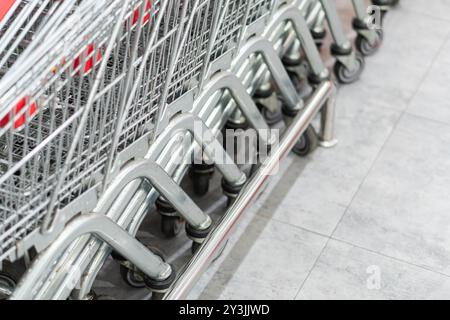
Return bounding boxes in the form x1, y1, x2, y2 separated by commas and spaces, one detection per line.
407, 37, 450, 125
257, 89, 401, 235
196, 217, 328, 300
402, 0, 450, 21
360, 9, 450, 95
334, 114, 450, 275
297, 240, 450, 300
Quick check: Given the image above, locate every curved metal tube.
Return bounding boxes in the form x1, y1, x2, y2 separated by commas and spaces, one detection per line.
12, 213, 172, 300
97, 159, 210, 230
233, 37, 303, 112
266, 4, 328, 78
147, 113, 246, 187
14, 158, 211, 299
195, 71, 276, 147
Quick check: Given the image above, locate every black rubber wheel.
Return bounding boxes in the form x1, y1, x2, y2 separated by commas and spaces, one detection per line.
161, 215, 183, 238
259, 104, 283, 126
119, 246, 165, 289
119, 264, 145, 289
0, 273, 17, 300
0, 261, 25, 300
292, 125, 318, 157
334, 53, 365, 84
356, 30, 384, 57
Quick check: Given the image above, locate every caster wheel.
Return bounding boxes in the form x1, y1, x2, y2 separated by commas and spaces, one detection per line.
0, 261, 25, 300
356, 30, 384, 57
161, 215, 183, 238
0, 272, 17, 300
119, 246, 165, 289
334, 53, 365, 84
292, 125, 318, 157
120, 264, 145, 288
258, 103, 283, 126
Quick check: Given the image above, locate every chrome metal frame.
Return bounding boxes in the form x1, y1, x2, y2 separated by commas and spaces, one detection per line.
11, 213, 172, 300
2, 0, 338, 300
165, 80, 337, 299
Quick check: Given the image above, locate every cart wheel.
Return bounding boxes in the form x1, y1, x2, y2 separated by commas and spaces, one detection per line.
0, 272, 17, 300
119, 246, 165, 289
0, 261, 25, 300
161, 215, 183, 238
120, 264, 145, 289
334, 53, 365, 84
356, 30, 384, 57
292, 125, 318, 157
258, 104, 283, 126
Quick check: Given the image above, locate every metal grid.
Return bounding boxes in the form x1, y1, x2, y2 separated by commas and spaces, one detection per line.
0, 0, 310, 265
0, 0, 267, 262
209, 0, 248, 62
245, 0, 273, 25
0, 0, 144, 259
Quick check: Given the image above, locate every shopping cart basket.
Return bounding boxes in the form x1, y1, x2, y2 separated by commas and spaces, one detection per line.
1, 0, 337, 300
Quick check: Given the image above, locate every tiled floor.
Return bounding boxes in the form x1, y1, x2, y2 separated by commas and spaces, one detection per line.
189, 1, 450, 300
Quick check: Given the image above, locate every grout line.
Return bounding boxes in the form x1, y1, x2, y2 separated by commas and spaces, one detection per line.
403, 110, 450, 128
405, 35, 450, 107
292, 9, 450, 299
330, 237, 450, 280
329, 17, 450, 239
293, 237, 332, 300
269, 216, 333, 240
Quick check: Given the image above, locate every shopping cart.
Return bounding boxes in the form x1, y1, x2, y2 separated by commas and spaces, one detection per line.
310, 0, 386, 58
1, 0, 337, 300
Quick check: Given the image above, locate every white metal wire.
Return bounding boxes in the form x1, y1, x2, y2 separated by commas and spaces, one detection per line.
0, 0, 279, 264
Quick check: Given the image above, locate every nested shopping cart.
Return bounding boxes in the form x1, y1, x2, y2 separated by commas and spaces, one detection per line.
0, 0, 337, 300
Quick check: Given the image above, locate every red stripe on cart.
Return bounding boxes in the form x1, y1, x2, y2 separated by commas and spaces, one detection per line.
0, 0, 16, 22
0, 97, 38, 130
